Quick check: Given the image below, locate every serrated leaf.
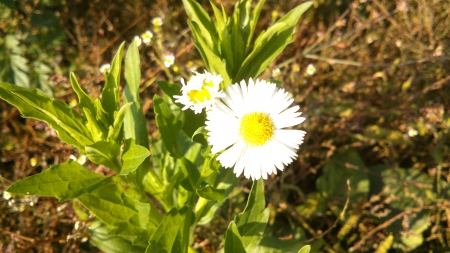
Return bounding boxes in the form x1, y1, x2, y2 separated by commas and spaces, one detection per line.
108, 102, 132, 141
121, 138, 151, 175
85, 140, 121, 172
235, 2, 312, 81
146, 208, 186, 253
123, 41, 150, 186
6, 160, 112, 201
196, 185, 225, 202
224, 221, 247, 253
0, 82, 85, 151
154, 94, 182, 158
102, 42, 125, 123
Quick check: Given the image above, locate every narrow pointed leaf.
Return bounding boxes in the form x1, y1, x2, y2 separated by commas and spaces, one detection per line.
0, 82, 84, 151
70, 72, 96, 118
108, 102, 133, 141
10, 87, 93, 145
224, 221, 247, 253
182, 0, 217, 49
121, 138, 151, 175
146, 208, 186, 253
102, 42, 125, 123
298, 245, 311, 253
154, 94, 181, 158
235, 2, 312, 81
83, 108, 106, 142
6, 160, 112, 201
123, 41, 150, 185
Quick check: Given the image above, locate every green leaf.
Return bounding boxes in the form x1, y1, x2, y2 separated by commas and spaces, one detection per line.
235, 179, 269, 252
298, 245, 311, 253
182, 0, 217, 49
108, 102, 133, 141
121, 138, 151, 175
9, 85, 93, 146
83, 108, 106, 142
179, 156, 201, 191
189, 21, 231, 86
102, 42, 125, 123
6, 160, 112, 201
154, 94, 182, 158
90, 219, 148, 253
224, 221, 247, 253
123, 41, 150, 186
70, 72, 96, 120
247, 0, 265, 50
78, 183, 156, 244
85, 141, 121, 172
235, 2, 312, 81
196, 184, 225, 202
0, 82, 85, 151
157, 81, 182, 100
146, 208, 186, 253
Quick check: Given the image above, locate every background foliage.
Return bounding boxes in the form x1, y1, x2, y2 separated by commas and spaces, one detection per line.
1, 0, 449, 252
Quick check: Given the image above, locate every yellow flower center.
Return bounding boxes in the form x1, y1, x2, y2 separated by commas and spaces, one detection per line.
187, 78, 214, 103
239, 112, 274, 146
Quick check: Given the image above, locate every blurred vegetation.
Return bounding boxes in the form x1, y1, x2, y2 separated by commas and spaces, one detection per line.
1, 0, 449, 252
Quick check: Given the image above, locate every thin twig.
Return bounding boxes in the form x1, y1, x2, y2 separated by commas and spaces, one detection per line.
349, 205, 437, 252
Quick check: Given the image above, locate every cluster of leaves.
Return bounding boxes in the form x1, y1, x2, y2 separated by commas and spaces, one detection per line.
1, 0, 314, 252
0, 0, 68, 96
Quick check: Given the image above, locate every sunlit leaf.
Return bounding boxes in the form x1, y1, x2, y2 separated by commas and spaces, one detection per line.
85, 140, 121, 172
6, 160, 112, 201
121, 138, 151, 175
224, 221, 247, 253
146, 208, 186, 253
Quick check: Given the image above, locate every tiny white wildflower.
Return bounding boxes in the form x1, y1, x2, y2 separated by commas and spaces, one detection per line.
152, 17, 163, 27
163, 54, 175, 68
30, 157, 37, 167
272, 68, 281, 78
77, 155, 87, 165
306, 64, 316, 76
408, 129, 418, 137
133, 35, 142, 47
173, 71, 224, 114
99, 63, 111, 74
3, 191, 12, 200
205, 78, 306, 180
141, 30, 153, 45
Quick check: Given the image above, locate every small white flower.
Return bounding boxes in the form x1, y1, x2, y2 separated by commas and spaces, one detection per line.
163, 54, 175, 68
173, 71, 224, 114
141, 30, 153, 45
3, 191, 12, 200
205, 78, 306, 180
272, 68, 281, 78
99, 63, 111, 74
152, 17, 163, 27
69, 155, 87, 165
133, 35, 142, 47
306, 64, 316, 76
408, 129, 418, 137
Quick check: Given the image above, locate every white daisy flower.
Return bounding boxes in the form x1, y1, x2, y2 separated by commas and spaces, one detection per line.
133, 35, 142, 47
205, 78, 306, 180
306, 63, 316, 76
173, 71, 224, 114
69, 154, 87, 165
99, 63, 111, 74
141, 30, 153, 45
163, 54, 175, 68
